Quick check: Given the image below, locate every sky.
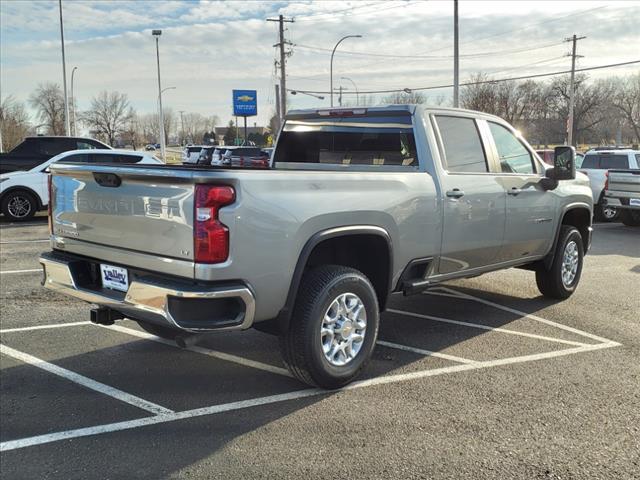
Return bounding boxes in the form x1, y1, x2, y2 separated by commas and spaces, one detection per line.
1, 0, 639, 128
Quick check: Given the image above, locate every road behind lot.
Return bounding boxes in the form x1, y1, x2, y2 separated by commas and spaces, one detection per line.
0, 216, 639, 479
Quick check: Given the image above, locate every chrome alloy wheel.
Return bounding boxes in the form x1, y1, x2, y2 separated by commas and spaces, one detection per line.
602, 206, 617, 220
321, 292, 367, 367
561, 240, 579, 287
7, 195, 32, 219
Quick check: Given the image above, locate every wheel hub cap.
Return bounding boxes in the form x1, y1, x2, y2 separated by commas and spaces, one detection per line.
321, 293, 367, 367
561, 240, 579, 287
7, 196, 31, 218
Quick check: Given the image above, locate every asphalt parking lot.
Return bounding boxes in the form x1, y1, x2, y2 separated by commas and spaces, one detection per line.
0, 215, 638, 479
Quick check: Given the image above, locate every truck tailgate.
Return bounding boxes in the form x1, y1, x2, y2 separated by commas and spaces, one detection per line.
607, 169, 640, 196
50, 164, 195, 262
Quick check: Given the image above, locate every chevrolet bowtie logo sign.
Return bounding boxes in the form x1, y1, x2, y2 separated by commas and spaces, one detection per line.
233, 89, 257, 117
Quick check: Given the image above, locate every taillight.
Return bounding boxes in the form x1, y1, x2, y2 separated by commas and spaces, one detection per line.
604, 171, 609, 191
47, 174, 53, 234
194, 185, 235, 263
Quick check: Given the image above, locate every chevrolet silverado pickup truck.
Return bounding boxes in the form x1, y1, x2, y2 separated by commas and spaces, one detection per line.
39, 105, 592, 388
603, 168, 640, 226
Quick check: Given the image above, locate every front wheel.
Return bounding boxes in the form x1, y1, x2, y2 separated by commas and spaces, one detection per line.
279, 265, 380, 389
536, 226, 584, 299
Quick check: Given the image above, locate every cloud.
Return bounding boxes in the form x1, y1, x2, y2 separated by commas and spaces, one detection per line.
1, 0, 639, 126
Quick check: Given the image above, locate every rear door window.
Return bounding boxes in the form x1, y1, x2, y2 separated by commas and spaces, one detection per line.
275, 113, 417, 167
581, 154, 629, 169
435, 115, 487, 173
38, 138, 74, 156
76, 141, 100, 150
59, 153, 90, 164
488, 122, 535, 174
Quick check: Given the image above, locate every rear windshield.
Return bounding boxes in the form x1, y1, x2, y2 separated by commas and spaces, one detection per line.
228, 148, 262, 156
274, 113, 417, 167
187, 147, 202, 153
581, 154, 629, 169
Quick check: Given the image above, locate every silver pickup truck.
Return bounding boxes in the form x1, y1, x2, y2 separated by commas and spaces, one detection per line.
40, 105, 592, 388
603, 168, 640, 226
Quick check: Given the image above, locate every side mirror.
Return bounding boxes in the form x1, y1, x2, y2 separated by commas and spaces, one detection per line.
551, 146, 576, 181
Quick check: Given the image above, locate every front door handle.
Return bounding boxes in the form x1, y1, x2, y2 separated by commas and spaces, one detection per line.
446, 188, 465, 198
507, 187, 522, 196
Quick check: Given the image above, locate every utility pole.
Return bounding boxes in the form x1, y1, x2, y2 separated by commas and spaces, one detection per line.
152, 30, 166, 161
58, 0, 70, 136
565, 34, 586, 147
274, 84, 281, 132
179, 110, 185, 145
70, 66, 78, 136
338, 86, 343, 107
453, 0, 459, 108
268, 15, 294, 122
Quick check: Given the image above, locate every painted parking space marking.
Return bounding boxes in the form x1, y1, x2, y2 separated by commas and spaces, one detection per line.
0, 344, 173, 416
0, 284, 621, 452
0, 321, 91, 334
386, 308, 589, 347
0, 339, 619, 453
99, 324, 293, 378
0, 239, 49, 244
0, 268, 41, 275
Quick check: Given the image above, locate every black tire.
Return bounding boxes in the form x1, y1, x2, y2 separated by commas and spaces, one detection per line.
620, 210, 640, 227
595, 202, 619, 222
1, 190, 38, 221
279, 265, 380, 389
536, 226, 584, 299
137, 321, 181, 340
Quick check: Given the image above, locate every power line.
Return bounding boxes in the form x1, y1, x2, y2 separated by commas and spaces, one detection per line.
292, 1, 420, 23
288, 60, 640, 95
291, 1, 381, 20
291, 40, 564, 60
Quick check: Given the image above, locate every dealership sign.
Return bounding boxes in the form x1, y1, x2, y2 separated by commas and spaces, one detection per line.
233, 90, 257, 117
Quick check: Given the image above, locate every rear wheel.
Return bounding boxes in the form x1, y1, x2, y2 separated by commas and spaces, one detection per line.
595, 202, 619, 222
1, 190, 38, 221
620, 210, 640, 227
279, 265, 379, 389
137, 321, 181, 340
536, 226, 584, 299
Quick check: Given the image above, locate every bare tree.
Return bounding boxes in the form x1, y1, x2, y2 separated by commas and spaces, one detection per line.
612, 73, 640, 143
29, 82, 65, 135
0, 96, 31, 151
381, 91, 426, 104
82, 91, 134, 146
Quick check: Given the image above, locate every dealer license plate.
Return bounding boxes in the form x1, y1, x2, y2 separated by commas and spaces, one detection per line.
629, 198, 640, 207
100, 264, 129, 292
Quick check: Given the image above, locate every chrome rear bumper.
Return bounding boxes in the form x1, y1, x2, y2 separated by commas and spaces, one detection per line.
39, 253, 255, 333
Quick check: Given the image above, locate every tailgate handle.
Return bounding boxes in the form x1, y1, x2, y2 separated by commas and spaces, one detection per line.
93, 173, 121, 188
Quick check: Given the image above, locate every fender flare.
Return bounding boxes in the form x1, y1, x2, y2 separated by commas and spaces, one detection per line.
544, 202, 592, 269
276, 225, 393, 331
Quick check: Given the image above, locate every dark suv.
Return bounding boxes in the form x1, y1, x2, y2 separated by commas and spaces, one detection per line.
0, 136, 111, 173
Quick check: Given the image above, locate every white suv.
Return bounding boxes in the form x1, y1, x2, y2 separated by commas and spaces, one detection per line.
579, 149, 640, 221
0, 149, 162, 221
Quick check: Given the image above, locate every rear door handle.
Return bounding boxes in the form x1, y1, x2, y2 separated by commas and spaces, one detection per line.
507, 187, 522, 196
446, 189, 465, 198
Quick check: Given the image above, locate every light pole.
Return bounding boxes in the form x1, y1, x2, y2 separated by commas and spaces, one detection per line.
58, 0, 70, 136
341, 76, 359, 106
330, 35, 362, 107
70, 66, 78, 135
152, 29, 166, 161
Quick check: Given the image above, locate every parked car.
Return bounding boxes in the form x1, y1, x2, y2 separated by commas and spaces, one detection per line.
145, 144, 156, 151
41, 105, 592, 388
0, 136, 111, 174
223, 147, 270, 168
603, 168, 640, 226
211, 146, 236, 166
196, 146, 216, 165
0, 149, 162, 221
182, 145, 205, 164
579, 149, 640, 221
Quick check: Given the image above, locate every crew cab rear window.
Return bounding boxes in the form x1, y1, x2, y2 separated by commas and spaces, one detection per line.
581, 154, 629, 169
274, 113, 417, 167
435, 115, 488, 173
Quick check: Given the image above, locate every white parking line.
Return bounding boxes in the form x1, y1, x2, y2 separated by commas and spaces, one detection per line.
438, 287, 619, 345
0, 321, 91, 333
0, 268, 41, 275
100, 324, 292, 378
386, 308, 590, 347
0, 340, 619, 452
0, 344, 173, 416
0, 239, 49, 244
376, 340, 480, 364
